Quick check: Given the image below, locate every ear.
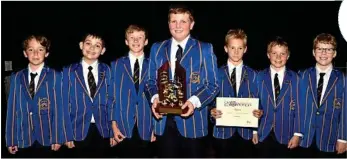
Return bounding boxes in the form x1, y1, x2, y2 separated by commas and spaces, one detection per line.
101, 47, 106, 55
312, 50, 316, 57
332, 51, 337, 58
244, 46, 248, 54
79, 42, 83, 50
45, 52, 50, 58
190, 21, 195, 30
23, 51, 28, 58
125, 39, 129, 46
267, 53, 270, 59
224, 46, 228, 53
144, 39, 148, 46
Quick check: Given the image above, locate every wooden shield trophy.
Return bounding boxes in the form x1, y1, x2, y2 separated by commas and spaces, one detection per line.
156, 61, 188, 114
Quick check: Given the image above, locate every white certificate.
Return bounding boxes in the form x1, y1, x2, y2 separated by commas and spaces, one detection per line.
216, 97, 259, 128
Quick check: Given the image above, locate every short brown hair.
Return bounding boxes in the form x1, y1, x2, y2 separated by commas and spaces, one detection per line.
125, 24, 148, 39
224, 29, 247, 46
81, 32, 105, 47
168, 4, 194, 22
313, 33, 337, 50
267, 36, 290, 55
23, 35, 51, 51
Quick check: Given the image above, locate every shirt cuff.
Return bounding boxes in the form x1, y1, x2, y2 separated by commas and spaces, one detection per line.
294, 133, 303, 137
253, 131, 258, 134
151, 94, 159, 103
337, 139, 347, 143
188, 96, 201, 108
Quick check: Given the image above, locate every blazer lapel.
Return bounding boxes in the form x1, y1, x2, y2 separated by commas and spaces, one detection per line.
264, 68, 275, 106
320, 70, 338, 105
223, 65, 235, 97
140, 59, 148, 84
93, 63, 106, 99
123, 56, 134, 84
238, 67, 248, 97
308, 68, 318, 108
74, 64, 89, 96
35, 66, 48, 96
21, 69, 33, 101
180, 38, 196, 66
275, 70, 290, 107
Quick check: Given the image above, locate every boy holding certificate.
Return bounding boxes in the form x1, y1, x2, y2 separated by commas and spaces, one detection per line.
210, 29, 262, 158
298, 33, 346, 158
254, 37, 301, 158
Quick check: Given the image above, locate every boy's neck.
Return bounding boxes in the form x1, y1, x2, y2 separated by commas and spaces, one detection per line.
316, 63, 332, 71
82, 57, 97, 65
228, 58, 243, 66
270, 65, 285, 72
130, 51, 144, 58
29, 63, 44, 72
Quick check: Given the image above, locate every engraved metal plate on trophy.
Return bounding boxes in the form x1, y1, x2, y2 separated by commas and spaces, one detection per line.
156, 61, 188, 114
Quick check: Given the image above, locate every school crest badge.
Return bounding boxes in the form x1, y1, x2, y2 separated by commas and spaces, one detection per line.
333, 98, 342, 109
190, 72, 200, 84
290, 99, 295, 110
38, 98, 50, 110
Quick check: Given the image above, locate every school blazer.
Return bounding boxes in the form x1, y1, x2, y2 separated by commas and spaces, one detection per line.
5, 66, 63, 148
109, 56, 153, 141
213, 64, 258, 140
298, 67, 346, 152
256, 68, 300, 145
146, 37, 219, 138
62, 62, 114, 142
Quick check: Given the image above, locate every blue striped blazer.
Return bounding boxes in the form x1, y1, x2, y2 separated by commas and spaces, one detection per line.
5, 66, 63, 148
213, 64, 258, 140
256, 68, 300, 145
109, 56, 153, 141
298, 67, 346, 152
62, 62, 114, 142
146, 37, 219, 138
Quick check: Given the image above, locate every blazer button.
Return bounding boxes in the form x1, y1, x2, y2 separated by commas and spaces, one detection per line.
316, 112, 320, 115
30, 112, 33, 115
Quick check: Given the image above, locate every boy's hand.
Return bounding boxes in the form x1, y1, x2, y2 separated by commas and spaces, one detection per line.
8, 146, 18, 154
252, 109, 263, 118
252, 134, 259, 145
51, 144, 61, 151
112, 122, 126, 143
211, 108, 222, 119
152, 98, 163, 119
110, 138, 117, 147
181, 101, 194, 117
65, 141, 75, 149
151, 131, 156, 142
288, 136, 300, 149
336, 142, 347, 154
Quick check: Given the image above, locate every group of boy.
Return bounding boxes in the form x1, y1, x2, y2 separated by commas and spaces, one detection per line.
5, 5, 346, 158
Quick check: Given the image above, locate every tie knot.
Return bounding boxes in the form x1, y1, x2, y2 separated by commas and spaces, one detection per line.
30, 72, 38, 79
319, 73, 326, 77
275, 73, 279, 77
177, 45, 182, 50
233, 67, 236, 72
88, 66, 93, 71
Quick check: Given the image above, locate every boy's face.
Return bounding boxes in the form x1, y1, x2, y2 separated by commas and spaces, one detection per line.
79, 35, 105, 61
224, 38, 247, 64
267, 45, 289, 69
168, 13, 194, 42
313, 43, 336, 67
23, 39, 49, 66
125, 30, 148, 54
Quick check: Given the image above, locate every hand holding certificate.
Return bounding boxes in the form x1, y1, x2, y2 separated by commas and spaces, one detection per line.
216, 97, 259, 128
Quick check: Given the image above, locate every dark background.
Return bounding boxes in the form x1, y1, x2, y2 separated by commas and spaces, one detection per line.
2, 1, 347, 157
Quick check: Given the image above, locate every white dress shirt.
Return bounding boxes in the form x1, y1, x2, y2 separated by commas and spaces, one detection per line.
151, 35, 202, 109
270, 65, 285, 102
82, 59, 98, 123
315, 64, 332, 105
227, 60, 243, 96
315, 64, 346, 143
28, 63, 45, 93
129, 52, 145, 80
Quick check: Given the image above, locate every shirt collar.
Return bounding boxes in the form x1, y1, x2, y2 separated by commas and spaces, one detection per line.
172, 34, 190, 50
81, 58, 98, 70
315, 64, 333, 75
28, 62, 44, 76
128, 51, 145, 62
270, 65, 286, 78
227, 60, 243, 72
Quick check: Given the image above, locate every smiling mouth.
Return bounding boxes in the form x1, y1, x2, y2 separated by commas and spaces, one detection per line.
319, 57, 328, 60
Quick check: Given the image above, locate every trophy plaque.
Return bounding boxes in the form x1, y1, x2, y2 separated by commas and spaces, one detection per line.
156, 61, 188, 114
